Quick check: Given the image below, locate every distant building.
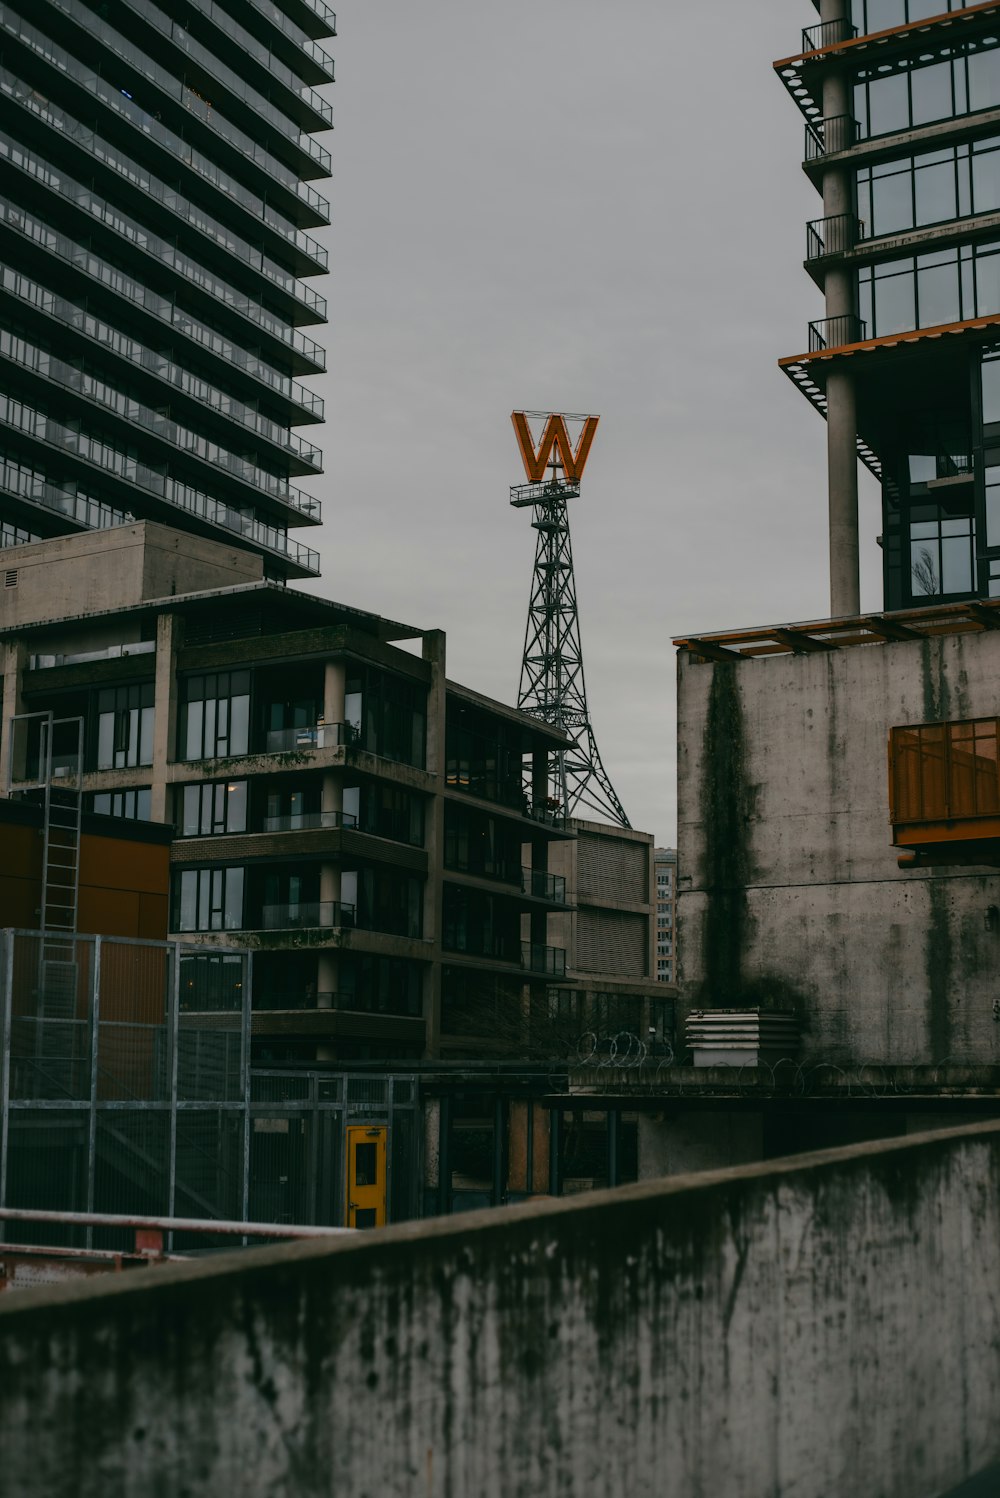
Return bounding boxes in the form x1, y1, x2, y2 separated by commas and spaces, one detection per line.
653, 847, 676, 984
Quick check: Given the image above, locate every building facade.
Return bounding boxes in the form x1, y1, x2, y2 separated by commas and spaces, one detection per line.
0, 524, 574, 1067
566, 2, 1000, 1174
653, 846, 676, 984
776, 0, 1000, 615
0, 0, 332, 578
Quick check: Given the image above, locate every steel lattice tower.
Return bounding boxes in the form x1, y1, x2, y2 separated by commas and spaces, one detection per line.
510, 412, 630, 828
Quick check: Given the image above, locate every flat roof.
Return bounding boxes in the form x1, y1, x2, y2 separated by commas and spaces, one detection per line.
674, 596, 1000, 662
0, 579, 425, 645
446, 679, 570, 749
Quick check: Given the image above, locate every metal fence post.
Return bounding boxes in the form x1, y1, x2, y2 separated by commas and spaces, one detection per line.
85, 935, 101, 1247
167, 941, 181, 1235
241, 949, 252, 1229
0, 930, 13, 1231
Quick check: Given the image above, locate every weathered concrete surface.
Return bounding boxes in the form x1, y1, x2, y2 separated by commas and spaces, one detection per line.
678, 634, 1000, 1065
3, 1122, 1000, 1497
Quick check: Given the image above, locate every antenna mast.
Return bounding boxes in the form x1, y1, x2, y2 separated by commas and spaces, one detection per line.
510, 410, 630, 828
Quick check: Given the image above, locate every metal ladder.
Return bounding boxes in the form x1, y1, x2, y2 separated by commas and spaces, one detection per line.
6, 711, 84, 1020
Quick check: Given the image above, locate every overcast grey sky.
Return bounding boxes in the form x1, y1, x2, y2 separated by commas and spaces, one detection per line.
302, 1, 882, 843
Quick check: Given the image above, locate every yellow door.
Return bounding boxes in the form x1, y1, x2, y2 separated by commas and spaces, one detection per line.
345, 1125, 387, 1228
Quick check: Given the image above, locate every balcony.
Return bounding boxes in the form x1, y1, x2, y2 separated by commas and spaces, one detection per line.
525, 804, 568, 831
801, 18, 857, 52
890, 719, 1000, 859
521, 867, 568, 904
806, 213, 860, 261
252, 988, 334, 1011
259, 901, 356, 930
261, 809, 357, 833
263, 723, 351, 753
808, 313, 867, 352
521, 941, 566, 977
804, 113, 857, 162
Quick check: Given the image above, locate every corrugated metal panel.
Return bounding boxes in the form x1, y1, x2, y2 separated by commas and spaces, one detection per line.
576, 910, 647, 977
577, 835, 648, 904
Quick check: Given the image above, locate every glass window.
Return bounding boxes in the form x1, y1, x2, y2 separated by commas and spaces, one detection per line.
973, 142, 1000, 217
916, 252, 961, 327
861, 0, 906, 29
874, 161, 915, 234
179, 671, 250, 760
976, 249, 1000, 318
95, 682, 154, 769
969, 47, 1000, 113
913, 153, 957, 227
874, 261, 916, 334
910, 60, 953, 127
181, 781, 247, 836
868, 69, 910, 136
174, 867, 244, 931
90, 788, 152, 820
983, 357, 1000, 426
909, 508, 975, 598
986, 464, 1000, 549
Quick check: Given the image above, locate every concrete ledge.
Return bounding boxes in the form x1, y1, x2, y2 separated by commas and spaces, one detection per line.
3, 1123, 1000, 1496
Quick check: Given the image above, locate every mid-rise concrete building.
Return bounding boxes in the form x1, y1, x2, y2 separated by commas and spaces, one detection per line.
0, 524, 573, 1070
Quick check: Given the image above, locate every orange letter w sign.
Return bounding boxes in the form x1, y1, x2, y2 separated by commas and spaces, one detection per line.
511, 412, 599, 484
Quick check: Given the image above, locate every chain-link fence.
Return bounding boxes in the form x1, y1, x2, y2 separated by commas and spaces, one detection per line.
0, 930, 251, 1249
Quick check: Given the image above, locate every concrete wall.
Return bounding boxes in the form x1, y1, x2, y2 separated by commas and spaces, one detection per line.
0, 523, 262, 628
2, 1122, 1000, 1497
677, 633, 1000, 1065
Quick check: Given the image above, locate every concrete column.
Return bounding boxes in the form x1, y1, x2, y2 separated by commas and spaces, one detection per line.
819, 0, 861, 619
150, 612, 181, 823
422, 629, 446, 1059
827, 369, 861, 615
0, 641, 28, 790
318, 654, 346, 1017
319, 862, 341, 909
323, 658, 345, 737
528, 751, 548, 949
316, 946, 337, 1008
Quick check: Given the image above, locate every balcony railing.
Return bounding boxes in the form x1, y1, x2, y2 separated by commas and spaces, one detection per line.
261, 809, 358, 833
804, 113, 857, 161
806, 213, 860, 261
259, 901, 356, 930
808, 314, 866, 352
252, 989, 335, 1011
521, 941, 567, 977
30, 641, 156, 670
521, 867, 568, 903
802, 18, 857, 52
525, 805, 568, 830
263, 723, 352, 753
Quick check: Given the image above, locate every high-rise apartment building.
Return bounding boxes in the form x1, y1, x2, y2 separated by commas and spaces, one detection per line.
653, 847, 676, 984
776, 1, 1000, 614
0, 0, 333, 579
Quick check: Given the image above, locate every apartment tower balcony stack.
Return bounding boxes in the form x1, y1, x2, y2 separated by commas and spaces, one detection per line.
776, 0, 1000, 614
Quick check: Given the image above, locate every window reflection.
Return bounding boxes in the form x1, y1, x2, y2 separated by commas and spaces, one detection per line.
854, 38, 999, 140
852, 0, 978, 28
858, 240, 1000, 337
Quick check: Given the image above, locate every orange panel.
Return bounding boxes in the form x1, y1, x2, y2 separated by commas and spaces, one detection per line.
78, 837, 170, 897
